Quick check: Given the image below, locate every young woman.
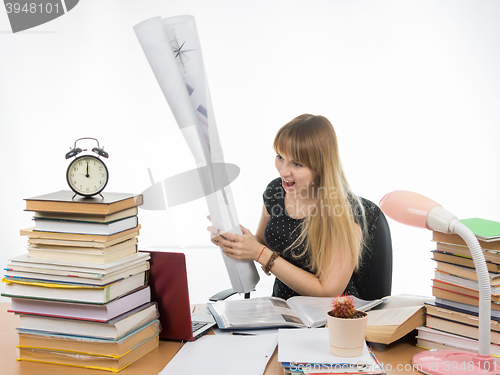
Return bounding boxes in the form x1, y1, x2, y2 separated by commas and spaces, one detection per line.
209, 114, 370, 299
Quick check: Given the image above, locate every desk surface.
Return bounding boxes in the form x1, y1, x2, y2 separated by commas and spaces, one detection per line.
0, 303, 426, 374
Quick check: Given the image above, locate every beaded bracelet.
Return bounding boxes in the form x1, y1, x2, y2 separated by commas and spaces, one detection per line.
262, 251, 279, 276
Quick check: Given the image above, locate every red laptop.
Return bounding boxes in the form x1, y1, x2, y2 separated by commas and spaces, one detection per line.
141, 250, 215, 341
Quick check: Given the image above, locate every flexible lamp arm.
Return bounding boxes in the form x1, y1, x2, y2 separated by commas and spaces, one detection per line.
453, 221, 491, 357
379, 191, 491, 358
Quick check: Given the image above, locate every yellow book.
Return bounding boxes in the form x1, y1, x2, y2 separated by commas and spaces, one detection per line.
17, 334, 158, 372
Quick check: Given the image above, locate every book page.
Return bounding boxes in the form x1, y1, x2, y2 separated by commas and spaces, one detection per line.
287, 296, 384, 328
287, 296, 332, 327
367, 306, 424, 326
371, 294, 434, 310
210, 297, 304, 328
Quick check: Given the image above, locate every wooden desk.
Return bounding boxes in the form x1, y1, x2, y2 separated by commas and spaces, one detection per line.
0, 303, 426, 374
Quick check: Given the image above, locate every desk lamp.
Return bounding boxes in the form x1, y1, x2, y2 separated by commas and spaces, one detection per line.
379, 190, 498, 375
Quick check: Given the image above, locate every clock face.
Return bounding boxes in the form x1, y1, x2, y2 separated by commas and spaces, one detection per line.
66, 155, 109, 197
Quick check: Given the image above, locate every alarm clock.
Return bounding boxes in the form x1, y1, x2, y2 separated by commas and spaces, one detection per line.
65, 138, 109, 198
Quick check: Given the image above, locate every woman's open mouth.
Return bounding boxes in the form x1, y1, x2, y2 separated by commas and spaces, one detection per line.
282, 178, 296, 190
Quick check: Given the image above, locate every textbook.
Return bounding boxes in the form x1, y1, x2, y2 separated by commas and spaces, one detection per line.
432, 250, 500, 272
33, 206, 138, 223
17, 302, 158, 340
434, 261, 500, 286
21, 225, 141, 245
2, 271, 146, 304
433, 231, 500, 251
416, 326, 500, 357
27, 237, 138, 254
5, 260, 149, 286
26, 239, 138, 264
17, 333, 159, 372
432, 285, 500, 312
33, 216, 139, 236
17, 319, 160, 357
6, 252, 150, 278
426, 314, 500, 345
432, 278, 500, 303
24, 191, 143, 215
460, 218, 500, 242
434, 270, 500, 296
8, 286, 151, 321
208, 296, 383, 330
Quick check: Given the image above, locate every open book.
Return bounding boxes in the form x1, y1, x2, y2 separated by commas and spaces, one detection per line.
208, 296, 383, 330
365, 294, 434, 344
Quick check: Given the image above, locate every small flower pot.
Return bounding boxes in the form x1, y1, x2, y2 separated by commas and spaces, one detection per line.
326, 310, 368, 357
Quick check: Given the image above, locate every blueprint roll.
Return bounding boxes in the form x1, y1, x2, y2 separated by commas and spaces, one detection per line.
134, 16, 260, 294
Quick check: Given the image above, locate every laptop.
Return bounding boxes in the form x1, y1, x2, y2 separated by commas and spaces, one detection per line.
141, 250, 216, 341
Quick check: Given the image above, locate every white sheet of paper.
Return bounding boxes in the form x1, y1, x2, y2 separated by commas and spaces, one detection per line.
278, 328, 373, 364
159, 333, 278, 375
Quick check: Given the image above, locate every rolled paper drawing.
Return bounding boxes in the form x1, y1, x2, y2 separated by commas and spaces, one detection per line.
134, 16, 259, 294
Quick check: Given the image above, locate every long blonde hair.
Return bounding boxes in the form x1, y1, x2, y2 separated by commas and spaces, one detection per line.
273, 114, 365, 277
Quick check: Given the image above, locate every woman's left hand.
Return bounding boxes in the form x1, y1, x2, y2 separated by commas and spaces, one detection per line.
208, 225, 263, 261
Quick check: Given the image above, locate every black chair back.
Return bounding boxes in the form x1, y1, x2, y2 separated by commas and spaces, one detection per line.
353, 199, 393, 300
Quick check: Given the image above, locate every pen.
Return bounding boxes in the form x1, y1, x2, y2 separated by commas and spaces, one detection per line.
229, 332, 256, 336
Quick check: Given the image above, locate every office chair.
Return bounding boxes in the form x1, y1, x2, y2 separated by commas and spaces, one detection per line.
352, 198, 393, 301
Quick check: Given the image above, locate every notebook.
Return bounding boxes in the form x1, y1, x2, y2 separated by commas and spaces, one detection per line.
141, 250, 215, 341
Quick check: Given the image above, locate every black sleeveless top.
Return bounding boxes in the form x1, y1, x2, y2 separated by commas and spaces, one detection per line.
262, 177, 360, 300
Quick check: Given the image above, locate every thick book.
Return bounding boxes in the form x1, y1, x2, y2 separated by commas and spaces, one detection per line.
33, 207, 138, 223
434, 261, 500, 286
33, 216, 138, 236
6, 252, 150, 278
427, 302, 500, 326
436, 243, 500, 264
416, 325, 500, 357
365, 294, 432, 345
17, 302, 158, 340
17, 332, 158, 372
21, 225, 141, 245
433, 250, 500, 272
24, 191, 143, 215
27, 238, 138, 254
2, 271, 146, 304
433, 278, 500, 303
434, 270, 500, 295
8, 286, 151, 321
432, 284, 500, 311
433, 298, 500, 320
17, 319, 160, 356
433, 231, 500, 251
208, 296, 382, 330
426, 314, 500, 345
5, 259, 150, 286
26, 239, 138, 264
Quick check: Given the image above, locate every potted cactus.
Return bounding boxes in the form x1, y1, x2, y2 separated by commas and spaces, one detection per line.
326, 295, 368, 357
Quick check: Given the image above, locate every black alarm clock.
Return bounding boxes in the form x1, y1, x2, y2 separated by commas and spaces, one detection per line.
65, 138, 109, 198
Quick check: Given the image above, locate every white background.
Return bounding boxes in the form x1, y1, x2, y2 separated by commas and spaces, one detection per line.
1, 0, 499, 304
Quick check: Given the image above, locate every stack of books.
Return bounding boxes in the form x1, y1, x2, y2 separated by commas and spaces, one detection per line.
2, 190, 160, 372
416, 218, 500, 360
